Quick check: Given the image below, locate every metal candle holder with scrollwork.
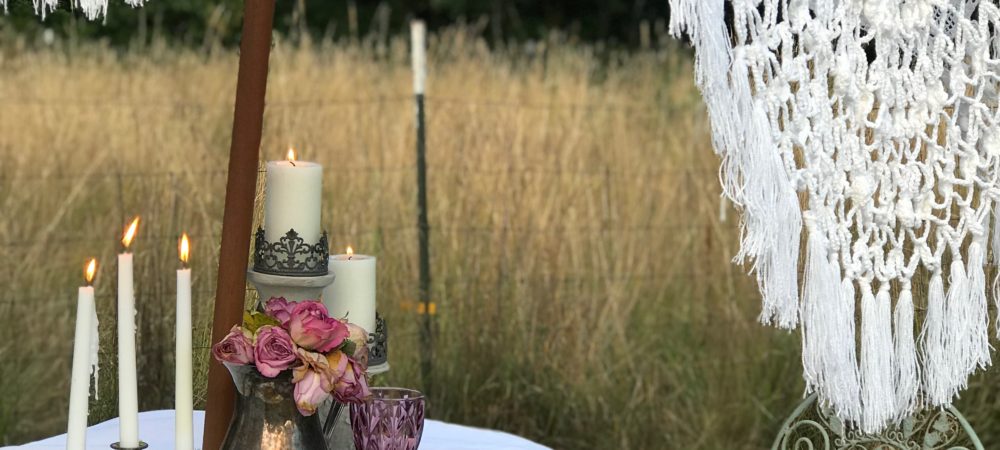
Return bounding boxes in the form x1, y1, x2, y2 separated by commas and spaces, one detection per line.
367, 314, 388, 370
253, 228, 329, 277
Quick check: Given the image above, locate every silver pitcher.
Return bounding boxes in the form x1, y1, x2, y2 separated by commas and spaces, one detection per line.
220, 364, 328, 450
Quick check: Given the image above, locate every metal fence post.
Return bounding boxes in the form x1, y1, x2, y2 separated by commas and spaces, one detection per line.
411, 20, 433, 397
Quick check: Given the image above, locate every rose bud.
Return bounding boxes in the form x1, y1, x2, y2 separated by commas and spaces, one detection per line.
264, 297, 296, 326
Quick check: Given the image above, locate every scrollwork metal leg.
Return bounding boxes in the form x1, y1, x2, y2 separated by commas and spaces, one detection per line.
771, 394, 984, 450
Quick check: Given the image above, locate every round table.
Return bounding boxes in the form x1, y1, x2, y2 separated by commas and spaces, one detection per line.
3, 410, 550, 450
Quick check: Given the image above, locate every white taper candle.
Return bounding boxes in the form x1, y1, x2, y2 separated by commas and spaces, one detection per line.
67, 258, 98, 450
175, 234, 193, 450
117, 218, 140, 447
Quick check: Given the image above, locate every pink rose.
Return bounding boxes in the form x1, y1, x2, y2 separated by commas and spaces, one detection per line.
212, 325, 254, 365
254, 325, 297, 377
331, 355, 371, 404
265, 297, 296, 326
295, 348, 337, 392
288, 301, 349, 353
323, 350, 351, 387
292, 368, 330, 416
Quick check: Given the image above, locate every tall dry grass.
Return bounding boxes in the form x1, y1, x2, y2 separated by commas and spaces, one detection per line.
3, 27, 996, 448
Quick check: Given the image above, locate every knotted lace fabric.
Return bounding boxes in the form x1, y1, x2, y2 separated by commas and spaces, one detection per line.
671, 0, 1000, 433
2, 0, 144, 20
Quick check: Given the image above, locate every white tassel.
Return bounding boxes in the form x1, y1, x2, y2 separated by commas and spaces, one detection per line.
800, 234, 826, 397
860, 282, 895, 433
801, 231, 859, 422
674, 0, 803, 331
829, 276, 861, 423
944, 258, 971, 398
32, 0, 59, 19
965, 242, 991, 372
72, 0, 109, 21
993, 205, 1000, 335
893, 282, 919, 419
922, 269, 949, 406
745, 97, 803, 330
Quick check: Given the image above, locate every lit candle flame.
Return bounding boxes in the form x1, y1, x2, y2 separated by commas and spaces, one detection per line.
179, 233, 190, 266
84, 258, 98, 286
286, 147, 297, 162
122, 216, 140, 250
346, 246, 354, 260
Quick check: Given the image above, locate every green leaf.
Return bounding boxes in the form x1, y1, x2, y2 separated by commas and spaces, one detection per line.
244, 310, 280, 334
339, 340, 357, 357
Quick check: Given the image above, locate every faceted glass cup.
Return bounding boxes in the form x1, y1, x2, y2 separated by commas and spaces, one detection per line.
350, 388, 426, 450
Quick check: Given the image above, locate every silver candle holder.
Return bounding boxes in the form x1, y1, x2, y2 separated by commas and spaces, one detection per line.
253, 228, 329, 277
249, 227, 336, 303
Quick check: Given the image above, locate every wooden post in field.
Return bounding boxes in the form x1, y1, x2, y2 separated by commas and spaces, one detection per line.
411, 20, 434, 396
202, 1, 276, 449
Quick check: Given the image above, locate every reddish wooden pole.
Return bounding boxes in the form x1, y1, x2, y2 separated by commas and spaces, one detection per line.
202, 1, 276, 449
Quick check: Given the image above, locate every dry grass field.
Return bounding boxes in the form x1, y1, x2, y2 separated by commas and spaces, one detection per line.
2, 26, 1000, 448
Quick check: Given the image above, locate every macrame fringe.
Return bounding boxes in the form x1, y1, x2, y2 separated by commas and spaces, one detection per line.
801, 232, 860, 422
922, 270, 949, 406
72, 0, 109, 21
0, 0, 144, 20
669, 0, 802, 330
920, 249, 989, 410
965, 242, 991, 373
993, 204, 1000, 337
32, 0, 59, 19
672, 0, 1000, 434
893, 283, 919, 419
945, 258, 970, 399
860, 283, 895, 433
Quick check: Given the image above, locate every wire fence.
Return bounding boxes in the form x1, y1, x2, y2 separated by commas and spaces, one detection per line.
0, 93, 679, 112
0, 92, 736, 309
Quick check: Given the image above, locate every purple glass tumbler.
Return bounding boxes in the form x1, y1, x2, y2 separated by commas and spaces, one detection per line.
351, 388, 426, 450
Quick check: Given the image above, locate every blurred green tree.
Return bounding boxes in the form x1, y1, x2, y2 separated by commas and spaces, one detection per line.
0, 0, 670, 47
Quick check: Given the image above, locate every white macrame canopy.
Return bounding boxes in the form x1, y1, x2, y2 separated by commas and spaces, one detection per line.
2, 0, 144, 20
672, 0, 1000, 434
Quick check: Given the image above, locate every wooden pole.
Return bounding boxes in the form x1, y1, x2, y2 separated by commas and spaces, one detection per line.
410, 20, 434, 397
202, 1, 276, 449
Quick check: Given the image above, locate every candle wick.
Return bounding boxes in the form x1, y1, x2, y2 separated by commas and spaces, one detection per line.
289, 160, 297, 167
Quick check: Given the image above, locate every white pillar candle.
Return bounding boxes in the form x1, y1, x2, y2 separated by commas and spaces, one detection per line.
175, 234, 193, 450
323, 248, 376, 335
67, 259, 99, 450
264, 149, 323, 245
117, 218, 140, 448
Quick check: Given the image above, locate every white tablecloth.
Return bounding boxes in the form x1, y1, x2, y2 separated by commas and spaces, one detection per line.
2, 410, 550, 450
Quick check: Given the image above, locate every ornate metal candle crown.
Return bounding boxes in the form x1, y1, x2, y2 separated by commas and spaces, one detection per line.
368, 314, 388, 367
253, 228, 329, 277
